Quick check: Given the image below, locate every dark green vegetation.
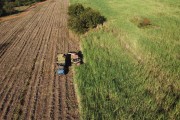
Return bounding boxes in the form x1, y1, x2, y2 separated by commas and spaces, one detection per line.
70, 0, 180, 119
3, 1, 15, 15
0, 2, 3, 16
0, 0, 45, 16
68, 3, 106, 34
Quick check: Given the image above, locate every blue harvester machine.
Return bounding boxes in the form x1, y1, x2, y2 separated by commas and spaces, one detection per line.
56, 52, 82, 75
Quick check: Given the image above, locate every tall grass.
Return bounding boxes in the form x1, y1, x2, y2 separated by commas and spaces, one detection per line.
70, 0, 180, 119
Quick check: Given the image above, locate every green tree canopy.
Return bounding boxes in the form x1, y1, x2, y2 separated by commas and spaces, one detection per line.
68, 3, 106, 34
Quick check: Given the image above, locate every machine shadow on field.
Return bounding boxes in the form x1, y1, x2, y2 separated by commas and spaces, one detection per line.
77, 51, 84, 64
64, 54, 71, 74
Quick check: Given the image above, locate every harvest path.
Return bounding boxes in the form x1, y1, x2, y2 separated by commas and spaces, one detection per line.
0, 0, 79, 119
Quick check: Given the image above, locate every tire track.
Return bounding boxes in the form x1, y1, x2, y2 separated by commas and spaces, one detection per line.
1, 7, 50, 107
0, 26, 41, 112
0, 0, 79, 119
23, 4, 56, 119
0, 6, 47, 84
0, 0, 52, 118
0, 2, 48, 61
0, 22, 43, 120
0, 0, 50, 88
5, 8, 53, 118
33, 5, 57, 119
0, 2, 47, 43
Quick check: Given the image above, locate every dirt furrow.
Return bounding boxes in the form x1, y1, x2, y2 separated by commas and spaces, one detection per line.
54, 75, 60, 120
39, 2, 61, 119
0, 1, 48, 43
35, 23, 57, 120
66, 71, 79, 119
33, 11, 57, 120
59, 76, 68, 120
20, 29, 47, 119
0, 2, 51, 87
57, 1, 69, 118
5, 16, 50, 119
0, 12, 37, 45
0, 0, 79, 119
0, 2, 48, 62
0, 18, 27, 41
0, 26, 41, 112
51, 5, 63, 120
27, 26, 51, 118
0, 2, 52, 118
52, 10, 63, 119
0, 26, 42, 119
24, 4, 56, 119
0, 20, 12, 28
0, 25, 42, 100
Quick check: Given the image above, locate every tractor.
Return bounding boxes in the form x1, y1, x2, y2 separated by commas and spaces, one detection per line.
56, 52, 82, 75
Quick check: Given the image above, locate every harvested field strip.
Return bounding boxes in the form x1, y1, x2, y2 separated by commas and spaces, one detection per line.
0, 2, 47, 39
0, 3, 54, 119
22, 4, 55, 119
0, 3, 52, 101
0, 0, 51, 78
0, 8, 39, 44
0, 0, 79, 119
0, 3, 49, 60
31, 6, 54, 119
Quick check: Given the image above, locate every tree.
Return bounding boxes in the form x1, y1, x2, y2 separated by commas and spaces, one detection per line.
3, 1, 15, 15
0, 1, 4, 16
80, 8, 106, 28
68, 3, 85, 17
68, 4, 106, 34
68, 16, 89, 34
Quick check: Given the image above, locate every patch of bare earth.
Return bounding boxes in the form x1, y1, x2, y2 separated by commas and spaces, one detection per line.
0, 0, 79, 119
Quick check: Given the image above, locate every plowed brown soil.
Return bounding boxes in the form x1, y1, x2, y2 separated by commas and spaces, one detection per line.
0, 0, 79, 119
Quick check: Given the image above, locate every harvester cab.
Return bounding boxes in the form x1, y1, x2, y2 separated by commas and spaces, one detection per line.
57, 68, 65, 75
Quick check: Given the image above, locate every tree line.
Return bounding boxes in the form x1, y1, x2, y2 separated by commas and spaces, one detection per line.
0, 0, 45, 16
